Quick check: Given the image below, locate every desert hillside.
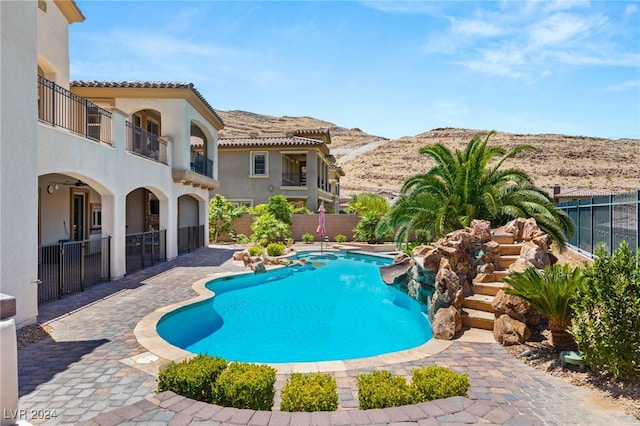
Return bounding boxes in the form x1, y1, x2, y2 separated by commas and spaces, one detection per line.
216, 110, 640, 196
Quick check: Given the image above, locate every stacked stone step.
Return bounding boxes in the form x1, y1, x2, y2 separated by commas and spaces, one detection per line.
461, 232, 522, 331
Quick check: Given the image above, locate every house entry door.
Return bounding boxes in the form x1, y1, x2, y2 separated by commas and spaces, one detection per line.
72, 191, 87, 241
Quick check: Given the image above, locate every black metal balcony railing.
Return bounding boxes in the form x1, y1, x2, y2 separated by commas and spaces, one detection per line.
125, 121, 168, 165
38, 76, 113, 145
191, 151, 213, 178
282, 172, 308, 187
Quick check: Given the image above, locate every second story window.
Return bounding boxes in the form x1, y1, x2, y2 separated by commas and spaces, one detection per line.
250, 151, 268, 177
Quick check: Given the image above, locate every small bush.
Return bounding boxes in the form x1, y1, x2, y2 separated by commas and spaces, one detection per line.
248, 245, 265, 256
357, 370, 415, 409
157, 355, 227, 403
302, 232, 314, 243
266, 242, 286, 256
280, 373, 338, 412
411, 366, 470, 401
212, 362, 276, 410
334, 234, 347, 243
235, 233, 250, 244
250, 212, 291, 244
571, 242, 640, 380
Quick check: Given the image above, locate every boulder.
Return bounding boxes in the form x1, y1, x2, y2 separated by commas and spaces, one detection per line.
477, 262, 495, 274
480, 240, 501, 265
532, 234, 552, 252
470, 219, 492, 243
412, 244, 434, 258
435, 267, 460, 304
508, 258, 536, 274
432, 305, 461, 340
422, 247, 443, 271
494, 314, 531, 346
520, 241, 551, 269
522, 218, 544, 241
233, 251, 246, 261
252, 261, 266, 273
504, 218, 526, 242
492, 290, 541, 326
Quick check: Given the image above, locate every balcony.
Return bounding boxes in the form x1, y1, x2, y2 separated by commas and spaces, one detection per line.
172, 149, 218, 190
38, 76, 112, 145
282, 172, 307, 187
125, 121, 168, 165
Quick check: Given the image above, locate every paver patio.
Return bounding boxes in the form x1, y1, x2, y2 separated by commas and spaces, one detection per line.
16, 246, 639, 425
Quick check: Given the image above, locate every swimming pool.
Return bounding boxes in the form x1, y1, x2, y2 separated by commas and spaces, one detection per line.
157, 252, 432, 363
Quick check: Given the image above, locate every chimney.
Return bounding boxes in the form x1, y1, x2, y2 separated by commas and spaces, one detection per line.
249, 131, 259, 138
553, 183, 561, 200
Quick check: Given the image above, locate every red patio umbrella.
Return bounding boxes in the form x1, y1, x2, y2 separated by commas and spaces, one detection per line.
316, 202, 326, 253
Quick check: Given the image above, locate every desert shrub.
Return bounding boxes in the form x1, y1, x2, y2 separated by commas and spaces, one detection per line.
571, 242, 640, 380
248, 245, 265, 257
357, 370, 415, 409
292, 206, 312, 215
280, 373, 338, 412
334, 234, 347, 243
302, 232, 314, 243
264, 195, 294, 224
348, 193, 390, 215
157, 355, 227, 403
266, 242, 286, 256
250, 212, 291, 244
411, 366, 470, 401
353, 211, 393, 244
235, 233, 250, 244
212, 362, 276, 410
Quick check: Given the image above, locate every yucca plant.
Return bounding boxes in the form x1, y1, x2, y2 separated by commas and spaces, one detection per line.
502, 263, 583, 349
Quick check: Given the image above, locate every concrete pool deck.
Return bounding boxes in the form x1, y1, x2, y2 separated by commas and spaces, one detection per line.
17, 245, 639, 425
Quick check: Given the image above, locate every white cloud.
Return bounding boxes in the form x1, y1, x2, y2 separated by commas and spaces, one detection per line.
451, 18, 504, 37
605, 79, 640, 92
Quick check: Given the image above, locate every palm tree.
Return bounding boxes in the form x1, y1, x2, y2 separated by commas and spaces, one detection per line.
502, 264, 583, 349
381, 131, 575, 249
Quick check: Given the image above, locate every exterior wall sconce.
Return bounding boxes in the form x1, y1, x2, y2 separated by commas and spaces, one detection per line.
268, 185, 273, 192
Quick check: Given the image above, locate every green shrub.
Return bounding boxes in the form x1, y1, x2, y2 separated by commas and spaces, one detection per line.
357, 370, 415, 409
264, 195, 294, 224
235, 233, 250, 244
571, 242, 640, 380
353, 211, 393, 244
280, 373, 338, 412
266, 242, 286, 256
209, 194, 248, 243
302, 232, 314, 243
292, 206, 312, 215
411, 366, 470, 401
157, 355, 227, 403
334, 234, 347, 243
212, 362, 276, 410
248, 245, 265, 256
250, 212, 291, 244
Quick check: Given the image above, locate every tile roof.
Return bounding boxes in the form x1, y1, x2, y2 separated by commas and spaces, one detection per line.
69, 81, 223, 126
556, 188, 611, 199
218, 136, 325, 148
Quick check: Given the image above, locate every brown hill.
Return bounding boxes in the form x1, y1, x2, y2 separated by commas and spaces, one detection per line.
215, 110, 640, 196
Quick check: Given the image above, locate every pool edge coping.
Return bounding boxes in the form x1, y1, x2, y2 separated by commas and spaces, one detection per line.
134, 253, 466, 374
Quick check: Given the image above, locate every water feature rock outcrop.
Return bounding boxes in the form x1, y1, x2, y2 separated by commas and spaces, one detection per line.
381, 217, 556, 344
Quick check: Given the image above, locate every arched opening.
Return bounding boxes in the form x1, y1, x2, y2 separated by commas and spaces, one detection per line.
177, 194, 205, 254
128, 109, 166, 163
125, 187, 167, 274
190, 122, 213, 177
37, 173, 111, 303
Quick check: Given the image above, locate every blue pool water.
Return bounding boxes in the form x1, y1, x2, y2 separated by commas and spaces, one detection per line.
157, 252, 432, 363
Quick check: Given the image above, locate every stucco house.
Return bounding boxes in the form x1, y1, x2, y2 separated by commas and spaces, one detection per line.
1, 0, 222, 328
217, 129, 344, 212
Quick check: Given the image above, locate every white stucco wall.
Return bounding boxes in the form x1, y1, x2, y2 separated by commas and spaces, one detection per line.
1, 0, 39, 327
36, 0, 72, 86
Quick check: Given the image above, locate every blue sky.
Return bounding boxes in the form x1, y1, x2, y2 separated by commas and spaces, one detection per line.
70, 1, 640, 140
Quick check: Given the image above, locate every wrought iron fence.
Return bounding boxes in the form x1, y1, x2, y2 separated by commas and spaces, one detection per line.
190, 151, 213, 178
556, 190, 639, 256
125, 230, 167, 274
125, 121, 168, 165
38, 237, 111, 303
178, 225, 205, 255
38, 76, 112, 145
